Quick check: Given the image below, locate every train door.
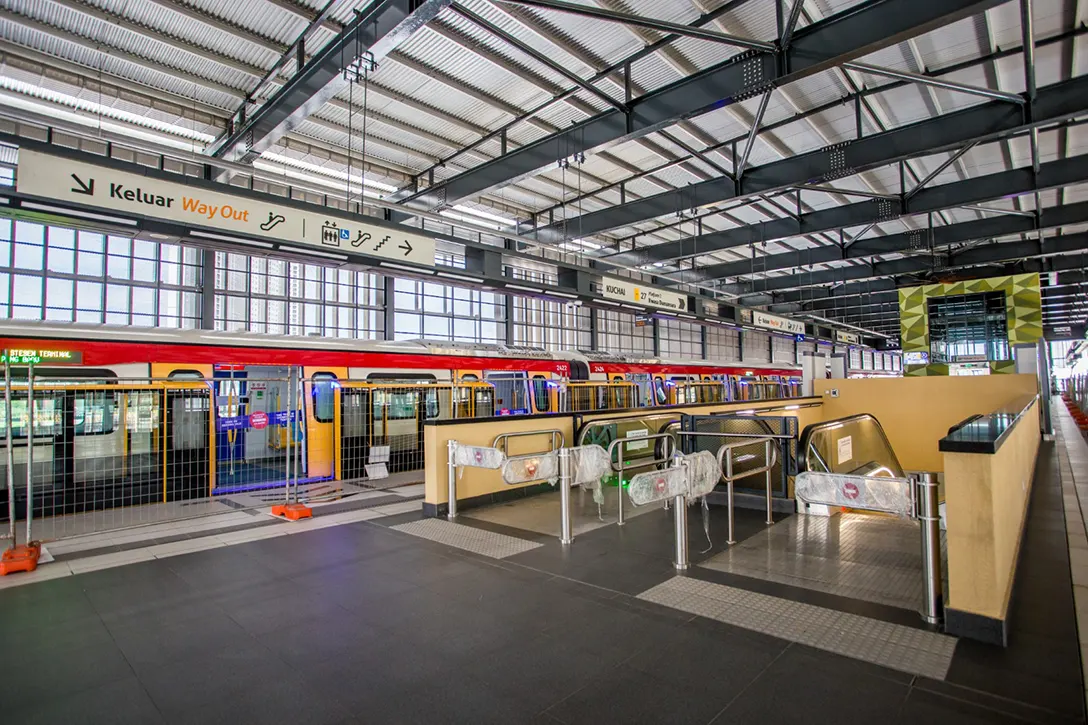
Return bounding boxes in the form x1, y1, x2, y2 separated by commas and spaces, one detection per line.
304, 367, 344, 480
484, 371, 529, 415
213, 367, 247, 484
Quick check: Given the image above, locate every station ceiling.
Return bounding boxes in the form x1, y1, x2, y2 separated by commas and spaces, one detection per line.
0, 0, 1085, 341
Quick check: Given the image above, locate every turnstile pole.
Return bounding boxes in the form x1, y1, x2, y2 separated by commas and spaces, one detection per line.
917, 472, 943, 626
558, 447, 574, 545
617, 455, 625, 527
447, 439, 458, 520
4, 358, 14, 548
725, 453, 736, 545
673, 493, 688, 571
764, 439, 774, 526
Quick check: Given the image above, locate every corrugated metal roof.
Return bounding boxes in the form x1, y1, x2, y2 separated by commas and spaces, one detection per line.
0, 0, 1083, 326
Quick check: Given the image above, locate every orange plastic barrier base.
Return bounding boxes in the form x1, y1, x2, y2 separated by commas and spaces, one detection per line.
0, 543, 41, 576
271, 503, 312, 521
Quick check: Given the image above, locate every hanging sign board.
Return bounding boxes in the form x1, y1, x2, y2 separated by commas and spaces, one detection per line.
834, 330, 861, 345
599, 275, 688, 312
752, 311, 805, 336
16, 149, 437, 267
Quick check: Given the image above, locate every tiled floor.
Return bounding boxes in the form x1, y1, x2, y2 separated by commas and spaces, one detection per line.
700, 511, 938, 611
464, 482, 658, 537
1, 440, 1084, 723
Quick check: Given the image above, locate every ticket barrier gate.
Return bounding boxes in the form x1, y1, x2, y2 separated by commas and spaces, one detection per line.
626, 450, 721, 571
445, 433, 611, 546
795, 470, 943, 626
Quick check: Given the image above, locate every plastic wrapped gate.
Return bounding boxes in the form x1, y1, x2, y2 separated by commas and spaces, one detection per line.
450, 443, 505, 470
501, 452, 559, 486
794, 471, 914, 518
626, 450, 719, 506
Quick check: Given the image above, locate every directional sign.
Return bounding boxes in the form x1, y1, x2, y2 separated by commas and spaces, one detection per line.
16, 149, 436, 267
600, 275, 688, 312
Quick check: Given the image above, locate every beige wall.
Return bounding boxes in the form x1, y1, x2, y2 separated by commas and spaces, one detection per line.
944, 399, 1040, 620
814, 375, 1038, 472
425, 398, 825, 507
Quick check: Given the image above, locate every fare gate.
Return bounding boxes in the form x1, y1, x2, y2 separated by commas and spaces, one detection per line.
795, 470, 943, 626
444, 436, 610, 546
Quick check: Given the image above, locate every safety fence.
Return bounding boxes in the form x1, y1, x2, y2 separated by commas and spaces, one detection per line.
0, 365, 493, 544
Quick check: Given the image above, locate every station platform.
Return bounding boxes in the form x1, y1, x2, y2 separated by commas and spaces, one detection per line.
0, 416, 1084, 724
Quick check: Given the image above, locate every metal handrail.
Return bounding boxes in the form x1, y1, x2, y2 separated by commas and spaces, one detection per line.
718, 436, 779, 544
493, 429, 564, 456
606, 432, 676, 526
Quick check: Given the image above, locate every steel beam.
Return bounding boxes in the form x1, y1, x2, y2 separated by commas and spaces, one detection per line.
738, 231, 1088, 295
714, 195, 1088, 285
495, 0, 774, 51
750, 235, 1088, 307
586, 73, 1088, 257
661, 154, 1088, 284
210, 0, 450, 162
842, 61, 1024, 104
398, 0, 1003, 213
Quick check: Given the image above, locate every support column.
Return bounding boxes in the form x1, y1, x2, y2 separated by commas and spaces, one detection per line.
700, 324, 708, 360
199, 250, 215, 330
505, 294, 516, 346
590, 307, 600, 351
383, 276, 396, 341
652, 318, 661, 357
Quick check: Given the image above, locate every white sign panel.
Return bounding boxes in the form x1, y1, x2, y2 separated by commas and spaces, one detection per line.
16, 149, 436, 267
600, 275, 688, 312
837, 436, 853, 465
625, 428, 649, 451
835, 330, 861, 345
752, 311, 805, 336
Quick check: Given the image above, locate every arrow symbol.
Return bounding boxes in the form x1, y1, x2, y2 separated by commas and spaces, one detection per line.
399, 240, 413, 256
70, 174, 94, 196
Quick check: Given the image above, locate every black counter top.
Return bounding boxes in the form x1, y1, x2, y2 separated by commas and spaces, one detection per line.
939, 394, 1039, 454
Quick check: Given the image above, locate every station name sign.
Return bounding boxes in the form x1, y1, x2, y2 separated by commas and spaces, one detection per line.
834, 330, 861, 345
600, 275, 688, 312
751, 311, 805, 336
2, 349, 83, 365
15, 150, 437, 267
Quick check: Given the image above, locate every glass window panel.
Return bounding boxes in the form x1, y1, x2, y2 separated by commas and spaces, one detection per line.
76, 231, 104, 277
12, 275, 42, 319
159, 289, 180, 327
46, 227, 75, 274
74, 281, 102, 323
45, 277, 73, 320
159, 244, 180, 285
395, 312, 421, 340
132, 240, 157, 283
424, 315, 450, 339
131, 287, 155, 326
14, 221, 44, 271
107, 236, 131, 279
106, 284, 130, 313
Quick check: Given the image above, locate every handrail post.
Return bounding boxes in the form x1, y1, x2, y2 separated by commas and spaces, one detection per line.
673, 491, 688, 571
447, 439, 458, 520
4, 357, 14, 547
558, 447, 574, 545
764, 438, 774, 526
617, 440, 626, 526
917, 472, 943, 626
725, 451, 736, 545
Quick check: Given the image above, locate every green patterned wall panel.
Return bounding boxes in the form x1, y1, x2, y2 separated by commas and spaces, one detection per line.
897, 273, 1041, 375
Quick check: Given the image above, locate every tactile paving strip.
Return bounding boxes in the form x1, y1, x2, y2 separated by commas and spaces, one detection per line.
639, 576, 956, 680
390, 519, 542, 559
700, 513, 943, 611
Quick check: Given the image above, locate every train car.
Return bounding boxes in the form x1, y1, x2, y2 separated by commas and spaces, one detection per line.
0, 321, 802, 515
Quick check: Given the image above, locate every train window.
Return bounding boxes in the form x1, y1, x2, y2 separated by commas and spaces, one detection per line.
424, 389, 440, 419
532, 376, 550, 413
312, 372, 338, 423
74, 390, 115, 435
460, 373, 479, 382
168, 370, 205, 380
653, 378, 667, 405
373, 390, 420, 420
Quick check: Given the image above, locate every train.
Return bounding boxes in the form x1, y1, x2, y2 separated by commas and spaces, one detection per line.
0, 321, 802, 516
